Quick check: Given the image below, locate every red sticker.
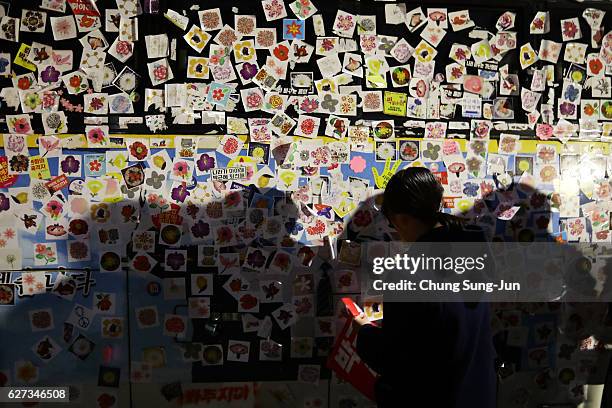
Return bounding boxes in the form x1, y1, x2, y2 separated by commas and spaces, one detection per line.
0, 157, 18, 188
66, 0, 101, 17
45, 174, 69, 194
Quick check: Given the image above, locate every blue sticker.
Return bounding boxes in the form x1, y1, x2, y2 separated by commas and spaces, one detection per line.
206, 82, 232, 107
283, 19, 305, 40
83, 154, 106, 177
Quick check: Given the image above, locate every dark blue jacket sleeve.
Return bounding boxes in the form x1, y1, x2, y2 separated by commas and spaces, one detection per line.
356, 323, 385, 374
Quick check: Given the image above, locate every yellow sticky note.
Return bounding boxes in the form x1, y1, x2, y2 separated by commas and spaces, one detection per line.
14, 44, 36, 72
383, 91, 407, 117
29, 155, 51, 180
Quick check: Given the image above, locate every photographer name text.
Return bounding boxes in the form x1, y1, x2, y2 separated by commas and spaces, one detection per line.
372, 279, 521, 293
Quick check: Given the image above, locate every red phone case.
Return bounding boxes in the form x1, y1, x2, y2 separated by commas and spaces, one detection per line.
342, 297, 363, 317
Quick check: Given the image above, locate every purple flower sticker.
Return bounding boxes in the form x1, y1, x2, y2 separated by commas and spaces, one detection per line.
166, 251, 185, 271
240, 63, 258, 81
0, 193, 9, 212
559, 101, 576, 116
196, 153, 215, 172
191, 220, 211, 239
171, 183, 190, 203
61, 155, 80, 174
41, 65, 60, 84
247, 249, 266, 268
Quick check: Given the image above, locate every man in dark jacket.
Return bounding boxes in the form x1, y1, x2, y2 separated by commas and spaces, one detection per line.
353, 168, 497, 408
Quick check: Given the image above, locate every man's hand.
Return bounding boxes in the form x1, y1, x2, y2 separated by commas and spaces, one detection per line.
372, 157, 401, 189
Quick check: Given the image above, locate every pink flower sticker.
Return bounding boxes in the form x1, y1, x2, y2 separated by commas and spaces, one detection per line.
349, 155, 367, 173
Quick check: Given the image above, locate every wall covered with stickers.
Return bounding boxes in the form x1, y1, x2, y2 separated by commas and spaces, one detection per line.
2, 0, 612, 407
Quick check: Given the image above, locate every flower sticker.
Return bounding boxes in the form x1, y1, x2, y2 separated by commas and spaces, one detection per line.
86, 126, 108, 146
42, 196, 65, 221
422, 142, 442, 161
289, 0, 317, 20
61, 71, 89, 94
39, 65, 60, 85
216, 135, 244, 159
255, 28, 276, 49
375, 141, 397, 162
165, 250, 187, 272
450, 43, 471, 64
391, 65, 412, 87
273, 43, 290, 61
145, 169, 166, 190
235, 15, 256, 36
530, 11, 550, 34
283, 19, 305, 41
199, 8, 222, 30
561, 18, 581, 42
320, 94, 339, 113
587, 54, 605, 77
83, 93, 108, 115
187, 57, 210, 79
519, 43, 538, 69
206, 82, 233, 107
196, 153, 216, 176
359, 35, 377, 55
295, 115, 320, 138
262, 0, 287, 21
84, 154, 106, 177
109, 38, 133, 62
183, 25, 211, 53
387, 39, 413, 64
21, 9, 47, 33
7, 115, 33, 134
233, 40, 256, 63
127, 139, 149, 161
121, 164, 145, 189
399, 141, 419, 161
170, 159, 194, 181
214, 24, 240, 48
147, 58, 173, 86
170, 182, 190, 203
3, 134, 27, 155
495, 11, 515, 31
333, 10, 356, 37
424, 121, 448, 139
564, 43, 587, 64
34, 243, 58, 266
238, 62, 258, 84
103, 152, 127, 175
60, 155, 81, 176
414, 40, 436, 63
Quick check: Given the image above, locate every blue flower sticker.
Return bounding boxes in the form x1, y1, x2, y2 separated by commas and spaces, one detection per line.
564, 84, 579, 102
285, 220, 303, 235
463, 182, 479, 197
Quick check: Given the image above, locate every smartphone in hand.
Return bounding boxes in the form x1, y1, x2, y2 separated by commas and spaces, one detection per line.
342, 297, 363, 317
